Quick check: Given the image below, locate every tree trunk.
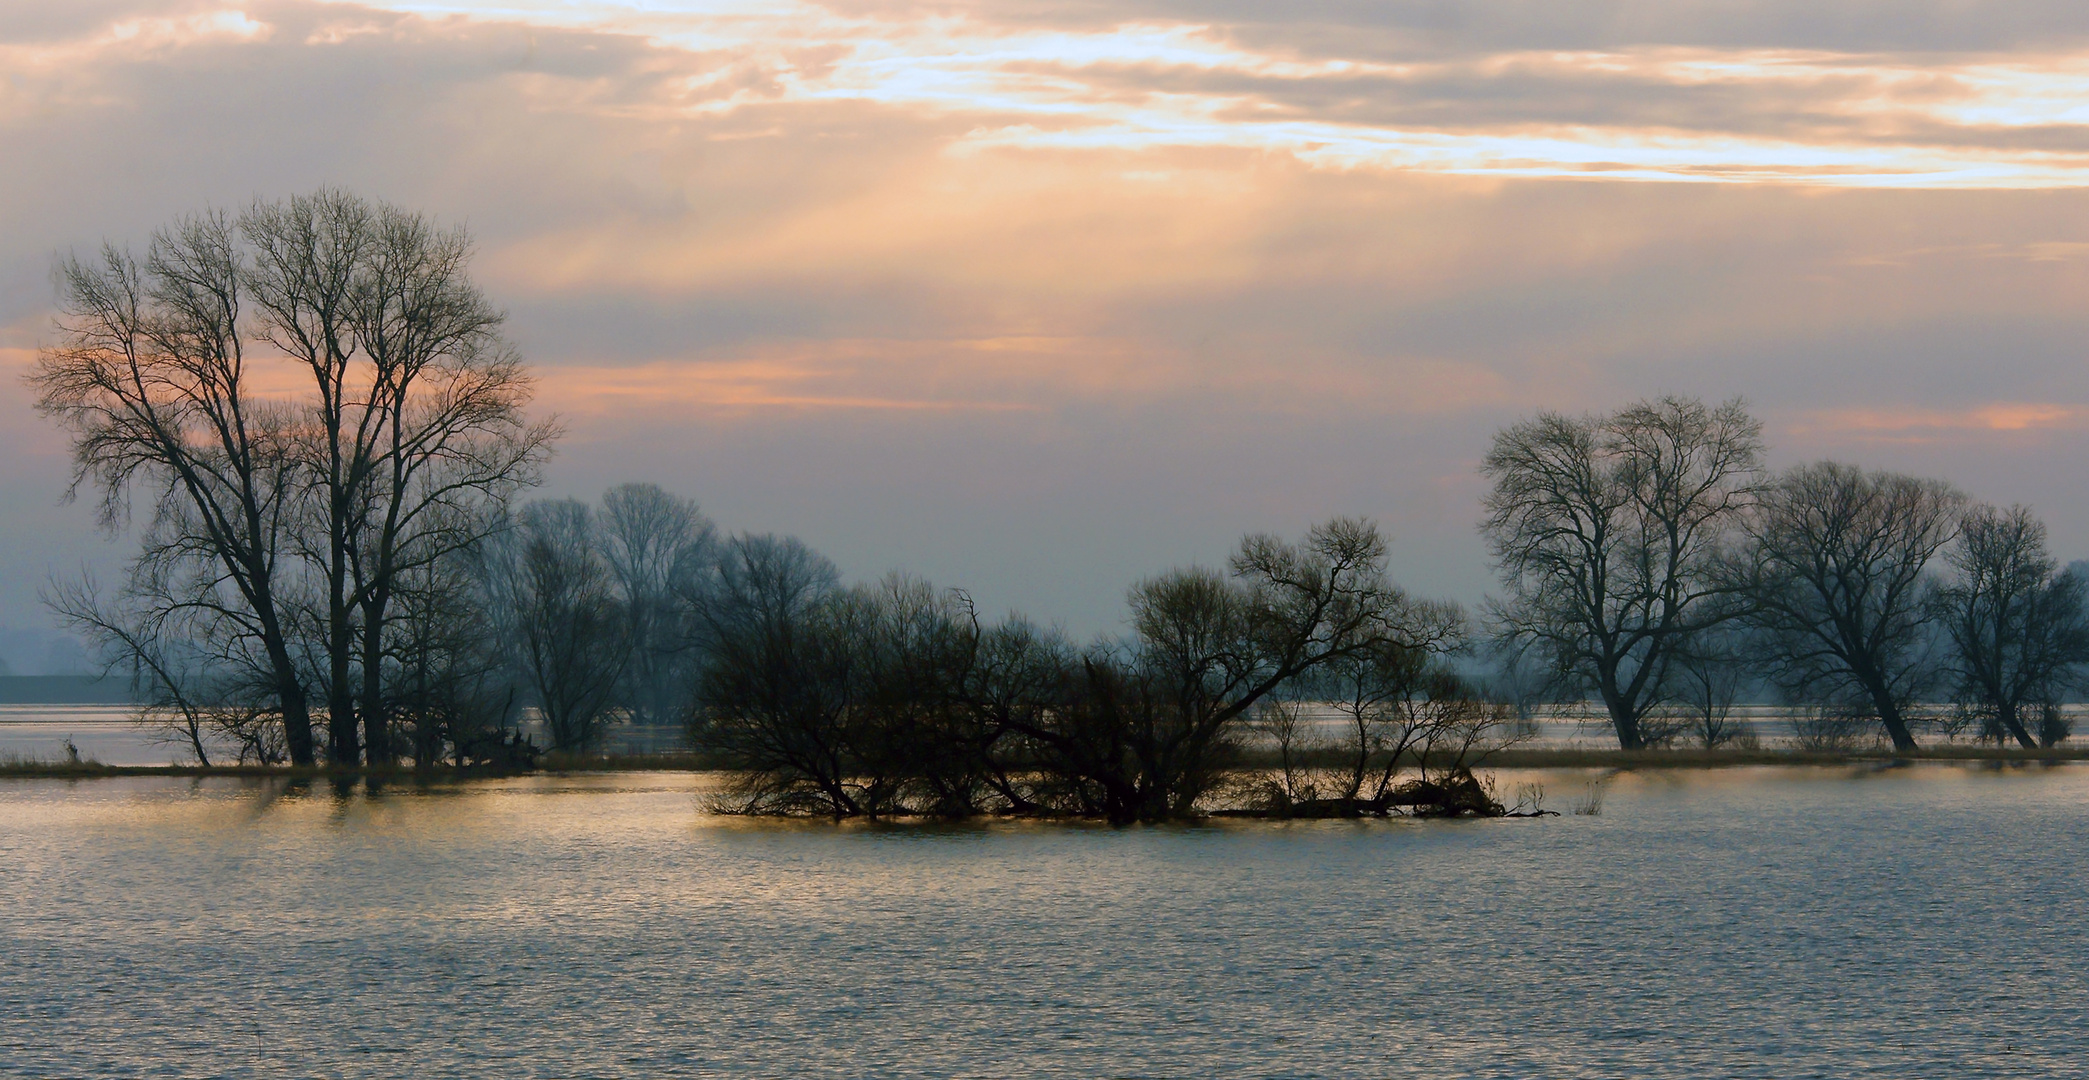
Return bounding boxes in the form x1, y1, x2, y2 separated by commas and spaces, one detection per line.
282, 688, 315, 766
360, 595, 390, 767
326, 533, 359, 766
1600, 680, 1646, 750
1866, 680, 1918, 753
263, 627, 316, 766
327, 621, 359, 767
1997, 701, 2038, 750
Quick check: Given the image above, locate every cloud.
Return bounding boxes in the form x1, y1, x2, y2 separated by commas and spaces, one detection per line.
1793, 403, 2089, 443
243, 0, 2089, 187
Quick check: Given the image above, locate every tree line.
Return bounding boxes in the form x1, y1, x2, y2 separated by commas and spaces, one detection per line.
28, 195, 2077, 823
28, 193, 1512, 821
1481, 397, 2089, 751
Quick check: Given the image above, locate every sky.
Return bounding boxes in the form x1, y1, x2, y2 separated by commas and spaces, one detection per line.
7, 0, 2089, 663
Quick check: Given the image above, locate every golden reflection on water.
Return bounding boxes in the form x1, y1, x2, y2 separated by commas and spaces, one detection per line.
6, 764, 2089, 1077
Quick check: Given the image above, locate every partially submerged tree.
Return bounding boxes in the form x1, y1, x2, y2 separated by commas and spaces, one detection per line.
1930, 504, 2089, 748
1739, 462, 1964, 752
1480, 396, 1763, 749
1260, 632, 1516, 818
682, 518, 1473, 822
685, 533, 854, 813
246, 191, 552, 765
385, 550, 529, 768
845, 576, 999, 818
32, 218, 318, 763
1009, 518, 1461, 823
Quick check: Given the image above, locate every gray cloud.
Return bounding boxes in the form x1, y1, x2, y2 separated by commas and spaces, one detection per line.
833, 0, 2089, 56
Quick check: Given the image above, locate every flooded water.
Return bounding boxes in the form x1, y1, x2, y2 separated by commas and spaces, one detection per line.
3, 766, 2084, 1078
0, 707, 688, 766
0, 707, 175, 766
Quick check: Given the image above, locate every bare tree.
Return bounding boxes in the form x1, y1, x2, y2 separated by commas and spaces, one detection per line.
1672, 625, 1755, 748
242, 191, 369, 765
1740, 462, 1964, 752
1010, 518, 1456, 823
31, 219, 318, 764
845, 575, 995, 818
385, 546, 530, 768
1470, 638, 1560, 739
688, 550, 1008, 818
685, 533, 854, 814
949, 614, 1081, 816
598, 483, 714, 729
1249, 698, 1326, 809
46, 574, 216, 765
1480, 396, 1764, 749
1284, 601, 1467, 801
501, 501, 630, 755
1273, 629, 1515, 816
1930, 504, 2089, 748
245, 191, 552, 765
347, 205, 552, 763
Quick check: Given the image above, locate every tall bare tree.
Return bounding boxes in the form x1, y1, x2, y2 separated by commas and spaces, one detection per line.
32, 219, 318, 764
501, 501, 630, 754
1480, 396, 1763, 749
598, 483, 713, 728
242, 191, 369, 764
1931, 504, 2089, 748
246, 191, 553, 765
1741, 462, 1963, 752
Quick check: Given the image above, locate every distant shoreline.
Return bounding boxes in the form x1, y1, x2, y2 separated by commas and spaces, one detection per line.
5, 745, 2084, 782
0, 676, 140, 706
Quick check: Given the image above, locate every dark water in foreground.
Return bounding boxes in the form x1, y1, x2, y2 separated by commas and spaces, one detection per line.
2, 767, 2084, 1078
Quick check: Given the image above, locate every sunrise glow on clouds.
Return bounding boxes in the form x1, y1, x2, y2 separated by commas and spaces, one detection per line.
283, 0, 2089, 187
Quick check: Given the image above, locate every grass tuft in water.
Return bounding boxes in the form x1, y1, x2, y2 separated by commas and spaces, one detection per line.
1571, 779, 1608, 816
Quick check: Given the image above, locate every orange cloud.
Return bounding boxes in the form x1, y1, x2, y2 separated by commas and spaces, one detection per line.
526, 332, 1523, 426
535, 355, 1041, 416
1792, 403, 2089, 443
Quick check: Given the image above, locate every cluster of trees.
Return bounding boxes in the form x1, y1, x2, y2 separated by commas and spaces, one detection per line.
482, 486, 714, 755
1482, 396, 2089, 751
34, 191, 554, 768
683, 518, 1500, 822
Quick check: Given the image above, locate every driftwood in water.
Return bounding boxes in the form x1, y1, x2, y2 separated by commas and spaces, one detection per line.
456, 728, 541, 772
1384, 768, 1505, 817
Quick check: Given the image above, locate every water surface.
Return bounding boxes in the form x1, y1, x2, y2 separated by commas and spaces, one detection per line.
3, 766, 2082, 1077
